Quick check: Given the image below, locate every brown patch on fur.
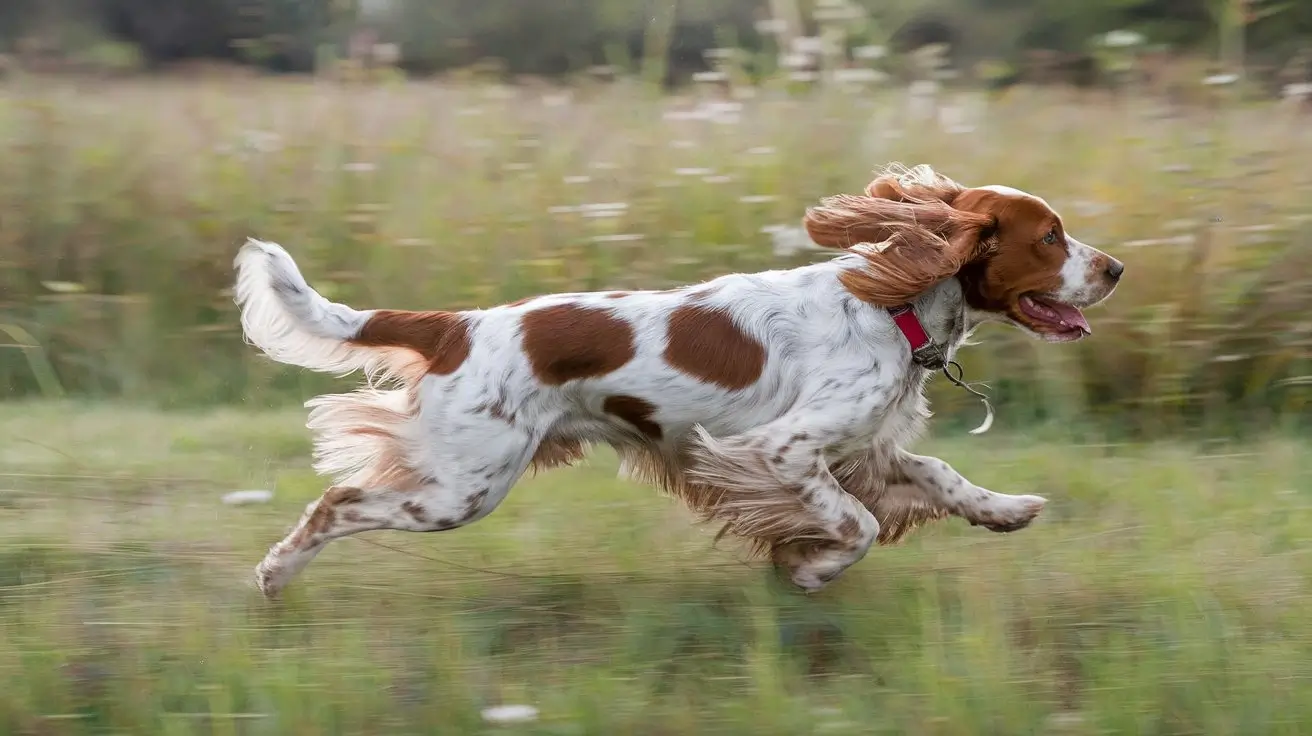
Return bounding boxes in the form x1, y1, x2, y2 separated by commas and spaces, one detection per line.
292, 486, 364, 545
324, 486, 365, 505
401, 501, 427, 523
475, 398, 515, 425
295, 505, 334, 546
529, 436, 590, 474
836, 514, 862, 540
458, 489, 489, 523
663, 305, 766, 390
604, 291, 630, 299
602, 395, 663, 439
521, 304, 636, 384
352, 310, 473, 375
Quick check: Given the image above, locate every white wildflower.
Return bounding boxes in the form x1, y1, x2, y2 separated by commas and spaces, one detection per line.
222, 490, 273, 506
693, 71, 729, 84
1101, 30, 1145, 48
480, 705, 539, 724
853, 45, 887, 60
831, 67, 887, 85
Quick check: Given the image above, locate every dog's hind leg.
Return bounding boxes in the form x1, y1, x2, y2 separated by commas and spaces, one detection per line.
254, 415, 538, 599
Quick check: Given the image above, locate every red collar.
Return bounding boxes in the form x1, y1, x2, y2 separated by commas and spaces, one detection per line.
888, 305, 947, 370
888, 306, 996, 434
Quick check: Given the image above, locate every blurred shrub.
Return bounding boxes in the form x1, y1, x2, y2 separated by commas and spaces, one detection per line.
3, 0, 1312, 80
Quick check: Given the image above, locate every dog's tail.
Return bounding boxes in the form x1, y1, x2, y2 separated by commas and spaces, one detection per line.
234, 238, 462, 384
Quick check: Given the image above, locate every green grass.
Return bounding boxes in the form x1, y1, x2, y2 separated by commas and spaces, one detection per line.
2, 403, 1310, 734
0, 76, 1309, 430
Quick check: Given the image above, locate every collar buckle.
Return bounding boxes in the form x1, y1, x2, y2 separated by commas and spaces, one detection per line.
909, 341, 948, 371
888, 304, 995, 434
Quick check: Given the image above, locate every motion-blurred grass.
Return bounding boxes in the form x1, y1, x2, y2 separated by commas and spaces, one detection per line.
0, 77, 1308, 432
1, 404, 1310, 734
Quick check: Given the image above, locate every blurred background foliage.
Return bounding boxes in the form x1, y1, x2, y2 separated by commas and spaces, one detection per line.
0, 0, 1310, 82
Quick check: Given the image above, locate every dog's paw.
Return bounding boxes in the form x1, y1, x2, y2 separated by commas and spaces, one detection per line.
974, 494, 1046, 533
254, 558, 288, 600
770, 541, 856, 593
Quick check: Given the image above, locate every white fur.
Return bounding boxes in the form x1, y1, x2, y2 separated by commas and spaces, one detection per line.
1054, 236, 1100, 304
977, 184, 1044, 202
234, 239, 391, 380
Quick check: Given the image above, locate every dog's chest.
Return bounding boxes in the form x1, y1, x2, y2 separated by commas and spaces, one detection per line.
829, 368, 931, 459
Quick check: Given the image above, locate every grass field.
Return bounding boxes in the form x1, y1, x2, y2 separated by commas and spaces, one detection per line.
2, 403, 1310, 734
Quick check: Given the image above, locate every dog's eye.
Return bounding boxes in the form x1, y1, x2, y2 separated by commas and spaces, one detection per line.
1042, 229, 1058, 245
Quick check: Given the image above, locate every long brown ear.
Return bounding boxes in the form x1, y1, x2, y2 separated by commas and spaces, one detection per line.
805, 165, 969, 250
802, 193, 996, 306
802, 187, 989, 250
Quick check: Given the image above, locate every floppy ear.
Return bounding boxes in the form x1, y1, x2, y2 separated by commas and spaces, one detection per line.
803, 193, 957, 249
802, 190, 997, 306
805, 167, 970, 250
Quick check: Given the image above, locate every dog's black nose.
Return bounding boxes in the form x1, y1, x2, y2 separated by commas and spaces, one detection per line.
1106, 258, 1125, 282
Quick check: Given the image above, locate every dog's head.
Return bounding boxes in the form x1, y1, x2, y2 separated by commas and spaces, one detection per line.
804, 164, 1123, 342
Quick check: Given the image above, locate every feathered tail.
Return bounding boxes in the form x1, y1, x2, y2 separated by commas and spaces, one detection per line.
232, 238, 458, 490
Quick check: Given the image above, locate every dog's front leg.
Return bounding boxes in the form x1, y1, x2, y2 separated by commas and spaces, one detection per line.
686, 407, 894, 591
893, 449, 1047, 533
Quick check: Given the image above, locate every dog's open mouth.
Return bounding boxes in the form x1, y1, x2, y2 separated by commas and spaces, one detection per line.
1018, 293, 1090, 341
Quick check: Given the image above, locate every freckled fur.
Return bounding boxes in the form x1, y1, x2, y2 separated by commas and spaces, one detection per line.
233, 165, 1123, 597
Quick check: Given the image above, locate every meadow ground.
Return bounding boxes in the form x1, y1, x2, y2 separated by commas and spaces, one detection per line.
1, 403, 1310, 734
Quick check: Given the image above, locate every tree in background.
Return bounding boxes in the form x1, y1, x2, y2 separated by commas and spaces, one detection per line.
0, 0, 1309, 84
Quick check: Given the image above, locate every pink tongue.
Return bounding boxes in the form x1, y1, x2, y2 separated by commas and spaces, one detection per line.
1041, 298, 1091, 333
